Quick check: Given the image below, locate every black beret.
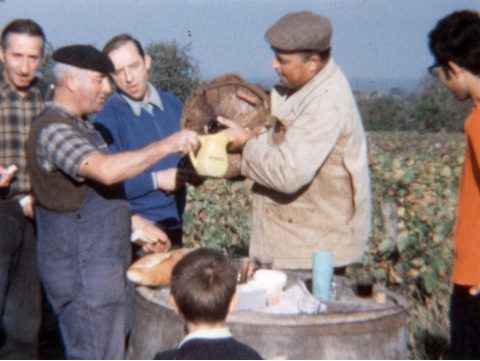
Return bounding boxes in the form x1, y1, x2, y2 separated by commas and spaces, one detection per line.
265, 11, 332, 53
52, 44, 114, 74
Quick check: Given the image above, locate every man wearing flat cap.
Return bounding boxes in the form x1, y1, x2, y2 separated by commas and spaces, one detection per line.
25, 44, 198, 359
221, 11, 371, 271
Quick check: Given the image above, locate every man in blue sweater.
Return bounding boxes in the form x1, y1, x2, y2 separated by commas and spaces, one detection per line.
95, 34, 190, 249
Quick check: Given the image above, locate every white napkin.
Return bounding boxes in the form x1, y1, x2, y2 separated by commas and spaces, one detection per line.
263, 281, 326, 314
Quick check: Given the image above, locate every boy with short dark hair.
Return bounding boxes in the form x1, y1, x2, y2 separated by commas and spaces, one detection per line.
154, 248, 262, 360
428, 9, 480, 360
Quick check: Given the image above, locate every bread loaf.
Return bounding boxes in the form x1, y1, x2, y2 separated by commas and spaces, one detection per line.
127, 248, 195, 287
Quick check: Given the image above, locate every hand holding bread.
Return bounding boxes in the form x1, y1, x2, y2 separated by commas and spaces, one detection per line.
131, 214, 171, 253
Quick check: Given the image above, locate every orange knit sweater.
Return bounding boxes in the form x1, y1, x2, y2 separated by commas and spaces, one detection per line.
452, 101, 480, 285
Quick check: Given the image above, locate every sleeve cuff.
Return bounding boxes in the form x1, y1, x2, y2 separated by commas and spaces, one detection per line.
151, 172, 158, 189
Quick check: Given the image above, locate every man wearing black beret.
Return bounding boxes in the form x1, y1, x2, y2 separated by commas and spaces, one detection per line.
25, 44, 198, 359
221, 11, 371, 271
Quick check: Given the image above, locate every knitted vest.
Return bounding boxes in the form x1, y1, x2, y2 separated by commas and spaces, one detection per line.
26, 114, 89, 212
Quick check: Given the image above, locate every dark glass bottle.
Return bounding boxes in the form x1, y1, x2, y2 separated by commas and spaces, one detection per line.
207, 119, 224, 134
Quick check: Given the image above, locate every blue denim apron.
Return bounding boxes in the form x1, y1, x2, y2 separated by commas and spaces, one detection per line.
35, 123, 133, 359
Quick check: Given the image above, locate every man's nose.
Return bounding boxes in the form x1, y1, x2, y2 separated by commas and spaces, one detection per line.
271, 57, 280, 71
19, 57, 30, 74
102, 78, 112, 94
124, 69, 133, 82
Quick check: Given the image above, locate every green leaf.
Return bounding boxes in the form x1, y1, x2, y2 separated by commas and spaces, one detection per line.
396, 233, 410, 252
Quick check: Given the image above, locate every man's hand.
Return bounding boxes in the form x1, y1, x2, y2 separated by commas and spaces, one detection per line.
155, 168, 180, 192
155, 166, 203, 192
19, 195, 35, 219
0, 165, 17, 188
217, 116, 253, 151
131, 214, 171, 253
0, 169, 10, 188
165, 129, 199, 156
469, 284, 480, 296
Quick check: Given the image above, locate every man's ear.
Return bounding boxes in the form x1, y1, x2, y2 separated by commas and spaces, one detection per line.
309, 54, 325, 74
65, 75, 78, 93
0, 47, 4, 64
228, 292, 238, 314
169, 294, 182, 316
448, 61, 462, 76
145, 54, 152, 71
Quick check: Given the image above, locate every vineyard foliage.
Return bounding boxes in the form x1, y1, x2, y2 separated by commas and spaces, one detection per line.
367, 131, 463, 359
32, 40, 465, 358
183, 131, 465, 359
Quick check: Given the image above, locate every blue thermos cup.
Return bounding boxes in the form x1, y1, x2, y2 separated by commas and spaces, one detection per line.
312, 251, 334, 302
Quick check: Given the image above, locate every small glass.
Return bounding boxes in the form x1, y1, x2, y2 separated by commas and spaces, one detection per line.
232, 257, 254, 284
355, 268, 374, 298
330, 276, 346, 301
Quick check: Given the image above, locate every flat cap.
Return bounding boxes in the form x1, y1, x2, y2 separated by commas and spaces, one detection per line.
265, 11, 332, 52
52, 44, 114, 74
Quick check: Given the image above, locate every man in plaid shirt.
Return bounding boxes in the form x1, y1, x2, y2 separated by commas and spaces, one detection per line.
0, 19, 46, 359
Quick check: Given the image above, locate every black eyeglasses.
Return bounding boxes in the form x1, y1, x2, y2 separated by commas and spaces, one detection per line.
428, 63, 453, 78
428, 64, 442, 77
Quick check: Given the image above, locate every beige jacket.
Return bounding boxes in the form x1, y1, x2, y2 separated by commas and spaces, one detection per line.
241, 59, 371, 269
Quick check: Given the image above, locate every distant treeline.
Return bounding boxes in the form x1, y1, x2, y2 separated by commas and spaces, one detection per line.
356, 77, 470, 133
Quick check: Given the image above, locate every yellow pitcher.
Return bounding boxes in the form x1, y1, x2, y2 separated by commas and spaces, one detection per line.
189, 132, 233, 178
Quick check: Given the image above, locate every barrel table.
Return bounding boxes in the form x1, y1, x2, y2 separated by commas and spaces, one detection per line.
127, 274, 408, 360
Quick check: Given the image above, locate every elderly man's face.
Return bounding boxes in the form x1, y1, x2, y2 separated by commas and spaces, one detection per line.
0, 33, 43, 96
108, 41, 151, 102
76, 70, 112, 115
271, 52, 321, 90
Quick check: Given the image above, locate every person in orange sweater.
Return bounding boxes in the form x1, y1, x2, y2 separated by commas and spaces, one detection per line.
428, 9, 480, 360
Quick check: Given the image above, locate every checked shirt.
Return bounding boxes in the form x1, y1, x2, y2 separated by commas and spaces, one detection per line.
0, 78, 44, 198
36, 104, 99, 181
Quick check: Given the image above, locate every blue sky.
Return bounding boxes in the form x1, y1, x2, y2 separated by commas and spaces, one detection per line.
1, 0, 478, 89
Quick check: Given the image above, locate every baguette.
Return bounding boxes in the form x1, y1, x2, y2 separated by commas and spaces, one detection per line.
127, 247, 194, 287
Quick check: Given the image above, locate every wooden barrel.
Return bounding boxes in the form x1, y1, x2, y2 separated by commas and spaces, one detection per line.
127, 275, 408, 359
